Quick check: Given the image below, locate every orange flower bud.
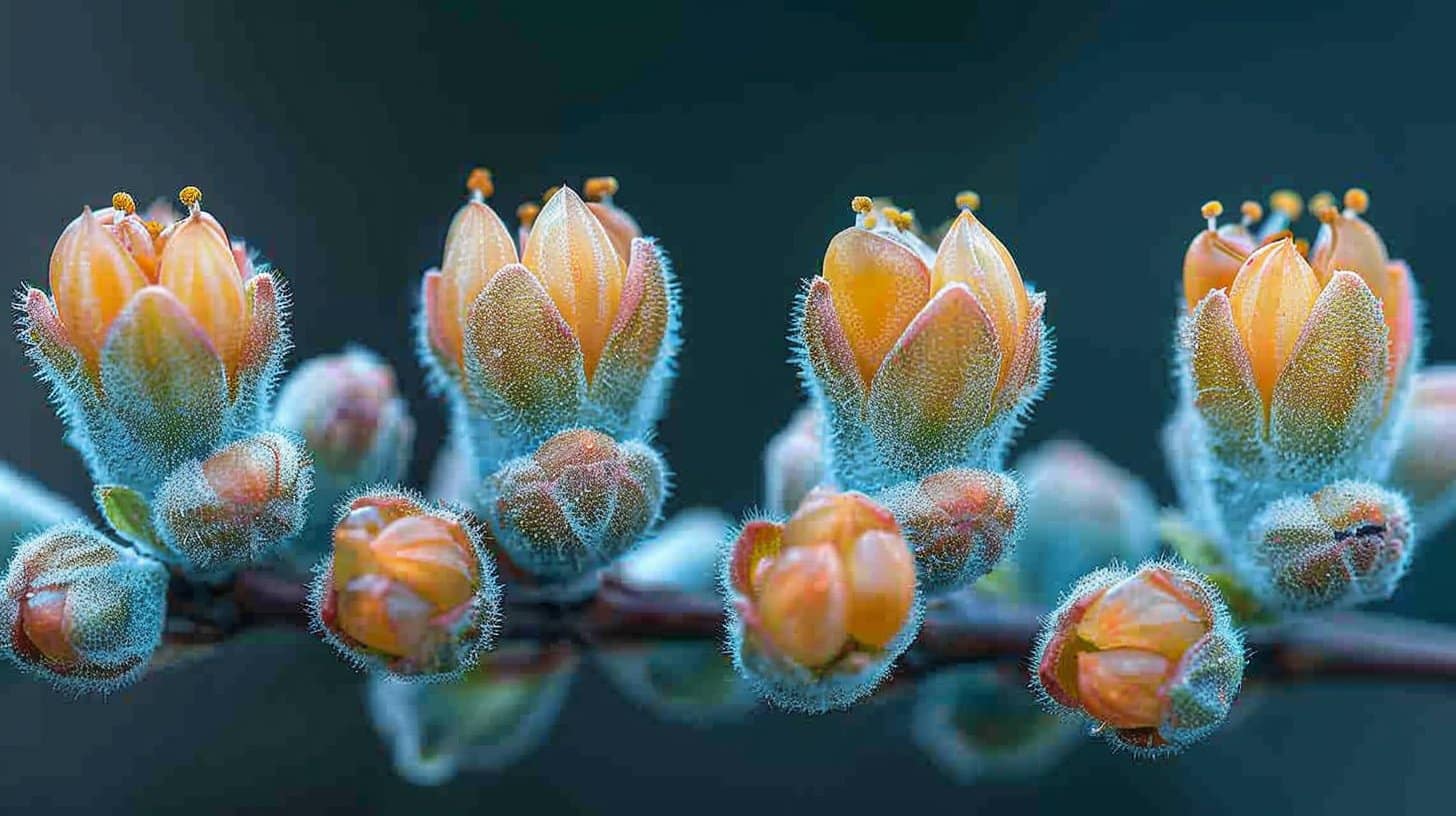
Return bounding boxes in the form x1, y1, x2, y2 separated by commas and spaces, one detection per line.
157, 207, 247, 381
1227, 238, 1322, 407
48, 207, 149, 375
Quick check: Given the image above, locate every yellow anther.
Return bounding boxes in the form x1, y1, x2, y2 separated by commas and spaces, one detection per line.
1315, 203, 1338, 225
143, 220, 164, 239
516, 201, 541, 228
1240, 200, 1263, 223
1200, 200, 1224, 220
1269, 189, 1303, 220
1308, 191, 1335, 217
955, 190, 981, 211
851, 195, 873, 214
178, 186, 202, 209
584, 176, 619, 201
466, 167, 494, 198
888, 209, 915, 231
1344, 187, 1370, 214
863, 214, 878, 229
111, 191, 137, 215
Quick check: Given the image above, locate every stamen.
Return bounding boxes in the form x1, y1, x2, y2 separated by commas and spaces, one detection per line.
1308, 191, 1336, 218
1240, 200, 1263, 227
143, 220, 164, 239
1201, 200, 1223, 232
955, 190, 981, 212
1295, 237, 1311, 257
516, 201, 541, 228
1259, 229, 1294, 247
178, 186, 202, 214
584, 176, 619, 201
111, 192, 137, 216
1269, 189, 1303, 221
850, 195, 873, 214
888, 209, 915, 231
1344, 187, 1370, 215
466, 168, 494, 202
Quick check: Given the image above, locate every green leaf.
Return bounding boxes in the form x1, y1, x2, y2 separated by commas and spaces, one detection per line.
95, 485, 169, 559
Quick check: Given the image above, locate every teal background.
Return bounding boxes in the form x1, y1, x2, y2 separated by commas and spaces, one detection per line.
2, 1, 1454, 812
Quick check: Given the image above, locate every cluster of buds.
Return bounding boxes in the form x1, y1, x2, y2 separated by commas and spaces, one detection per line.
1033, 562, 1245, 755
273, 348, 415, 558
1007, 439, 1159, 605
912, 665, 1079, 783
18, 187, 308, 574
417, 170, 678, 586
1169, 189, 1422, 610
798, 193, 1049, 490
1389, 367, 1456, 534
0, 524, 168, 692
311, 490, 500, 679
21, 187, 289, 494
723, 488, 921, 711
489, 429, 667, 584
368, 644, 578, 785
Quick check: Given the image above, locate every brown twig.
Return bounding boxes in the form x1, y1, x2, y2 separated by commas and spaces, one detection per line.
174, 569, 1456, 685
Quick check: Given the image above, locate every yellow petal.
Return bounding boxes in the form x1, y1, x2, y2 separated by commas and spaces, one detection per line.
158, 213, 247, 381
756, 542, 849, 668
930, 210, 1030, 387
438, 200, 519, 368
1076, 648, 1171, 729
1311, 213, 1389, 299
843, 529, 915, 649
48, 208, 149, 375
821, 227, 932, 388
1076, 566, 1208, 660
522, 186, 626, 382
1227, 239, 1321, 407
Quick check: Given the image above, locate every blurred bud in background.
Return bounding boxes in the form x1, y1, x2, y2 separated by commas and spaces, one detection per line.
368, 645, 578, 785
1389, 367, 1456, 534
912, 664, 1078, 783
273, 348, 414, 560
0, 465, 83, 561
763, 406, 827, 518
1011, 439, 1159, 605
1, 523, 168, 692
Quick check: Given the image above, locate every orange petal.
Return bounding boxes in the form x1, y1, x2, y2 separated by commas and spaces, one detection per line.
591, 237, 670, 410
755, 542, 849, 668
335, 573, 433, 657
930, 210, 1029, 388
1384, 261, 1416, 389
158, 212, 247, 381
822, 226, 932, 388
1311, 213, 1389, 299
781, 488, 898, 559
437, 200, 519, 369
21, 587, 78, 666
522, 186, 626, 382
1076, 648, 1171, 729
1227, 239, 1321, 408
48, 208, 149, 375
371, 515, 478, 611
1182, 226, 1254, 311
1076, 567, 1208, 660
843, 529, 916, 649
729, 520, 784, 597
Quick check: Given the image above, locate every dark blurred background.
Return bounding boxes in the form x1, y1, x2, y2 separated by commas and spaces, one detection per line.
3, 1, 1455, 813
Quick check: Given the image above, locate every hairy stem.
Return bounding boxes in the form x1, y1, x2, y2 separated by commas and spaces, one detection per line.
181, 571, 1456, 684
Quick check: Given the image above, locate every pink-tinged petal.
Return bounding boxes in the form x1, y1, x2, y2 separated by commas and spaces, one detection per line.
1183, 289, 1264, 462
868, 283, 1000, 467
420, 269, 448, 366
590, 237, 670, 407
800, 276, 867, 408
821, 227, 933, 387
18, 288, 79, 377
991, 290, 1046, 419
99, 286, 227, 444
237, 273, 283, 389
728, 520, 783, 597
463, 263, 586, 427
1270, 271, 1387, 460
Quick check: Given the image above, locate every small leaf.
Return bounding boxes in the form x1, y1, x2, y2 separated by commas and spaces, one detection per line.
95, 484, 168, 558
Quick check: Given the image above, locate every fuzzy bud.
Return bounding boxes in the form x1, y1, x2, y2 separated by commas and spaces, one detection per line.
1246, 480, 1412, 610
762, 406, 827, 517
1, 523, 168, 692
152, 432, 313, 571
876, 468, 1021, 595
723, 488, 922, 712
1389, 367, 1456, 534
312, 490, 501, 679
490, 429, 667, 583
1032, 561, 1245, 756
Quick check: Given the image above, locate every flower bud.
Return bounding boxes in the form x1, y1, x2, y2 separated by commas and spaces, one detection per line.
368, 644, 577, 784
724, 488, 922, 712
23, 188, 290, 494
1389, 367, 1456, 534
762, 406, 827, 517
490, 429, 667, 583
152, 432, 313, 572
312, 490, 501, 679
1032, 562, 1244, 756
1246, 480, 1412, 610
912, 665, 1078, 783
273, 348, 415, 558
1012, 440, 1159, 604
799, 195, 1048, 492
875, 468, 1020, 595
0, 523, 168, 692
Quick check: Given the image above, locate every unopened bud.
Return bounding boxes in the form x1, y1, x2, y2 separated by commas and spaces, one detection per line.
490, 429, 667, 583
762, 406, 826, 517
1032, 561, 1244, 756
877, 469, 1021, 594
152, 432, 313, 571
0, 523, 168, 692
312, 490, 501, 679
1389, 367, 1456, 534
